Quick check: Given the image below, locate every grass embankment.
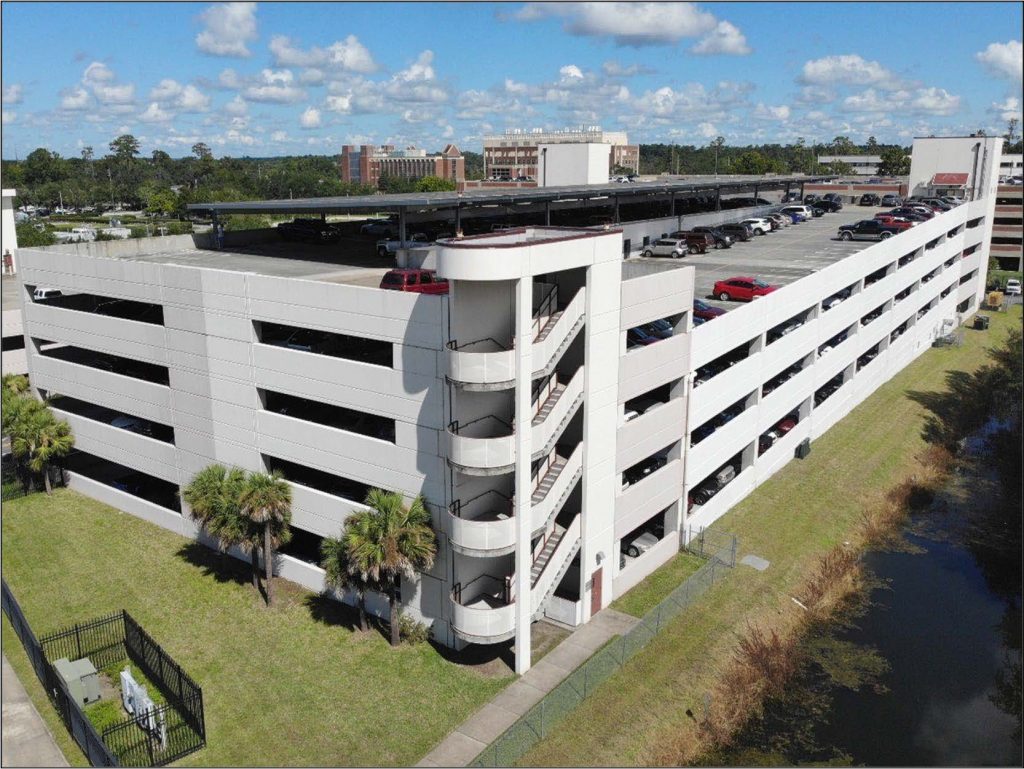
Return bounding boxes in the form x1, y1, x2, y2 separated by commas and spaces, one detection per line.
519, 305, 1022, 766
611, 552, 705, 618
1, 492, 513, 766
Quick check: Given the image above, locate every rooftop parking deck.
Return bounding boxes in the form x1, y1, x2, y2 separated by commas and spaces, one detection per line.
631, 204, 897, 312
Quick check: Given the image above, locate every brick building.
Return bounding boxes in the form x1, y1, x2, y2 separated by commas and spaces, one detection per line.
340, 144, 465, 188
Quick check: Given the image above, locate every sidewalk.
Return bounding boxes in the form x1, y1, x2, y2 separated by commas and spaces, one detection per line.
1, 655, 69, 768
417, 609, 640, 767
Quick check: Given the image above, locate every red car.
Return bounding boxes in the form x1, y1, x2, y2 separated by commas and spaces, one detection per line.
873, 214, 916, 231
379, 269, 449, 294
712, 277, 778, 302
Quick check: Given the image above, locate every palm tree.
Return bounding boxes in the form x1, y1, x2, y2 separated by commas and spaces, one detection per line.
9, 400, 74, 494
345, 490, 437, 647
239, 471, 292, 607
182, 465, 261, 589
321, 534, 379, 632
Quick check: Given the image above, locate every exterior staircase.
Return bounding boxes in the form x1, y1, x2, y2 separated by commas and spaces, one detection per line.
532, 382, 567, 427
531, 454, 568, 505
531, 524, 568, 587
533, 310, 564, 344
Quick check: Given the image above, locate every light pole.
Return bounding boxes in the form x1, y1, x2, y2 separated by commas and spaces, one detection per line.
541, 147, 547, 188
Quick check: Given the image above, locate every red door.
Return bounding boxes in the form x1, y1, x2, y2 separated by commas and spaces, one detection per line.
590, 568, 603, 616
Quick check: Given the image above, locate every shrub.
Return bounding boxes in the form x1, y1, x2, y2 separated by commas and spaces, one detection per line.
398, 611, 430, 645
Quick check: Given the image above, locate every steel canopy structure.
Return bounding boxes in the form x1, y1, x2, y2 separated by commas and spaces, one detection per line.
188, 175, 835, 243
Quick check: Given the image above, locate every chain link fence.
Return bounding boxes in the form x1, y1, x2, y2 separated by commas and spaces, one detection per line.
470, 528, 738, 767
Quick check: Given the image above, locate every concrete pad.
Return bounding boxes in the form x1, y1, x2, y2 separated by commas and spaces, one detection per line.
520, 659, 570, 694
417, 730, 487, 767
488, 680, 547, 717
741, 554, 770, 571
539, 640, 596, 673
456, 703, 522, 745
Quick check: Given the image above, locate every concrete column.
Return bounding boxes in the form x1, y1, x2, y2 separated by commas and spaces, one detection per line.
513, 276, 533, 674
399, 209, 407, 243
545, 201, 551, 226
613, 196, 620, 223
715, 188, 721, 211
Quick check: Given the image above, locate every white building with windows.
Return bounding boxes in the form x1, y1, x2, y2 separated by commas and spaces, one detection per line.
11, 137, 999, 674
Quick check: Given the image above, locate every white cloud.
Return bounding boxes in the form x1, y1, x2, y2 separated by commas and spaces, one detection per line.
271, 130, 289, 142
149, 80, 210, 111
138, 102, 172, 123
218, 69, 243, 89
224, 95, 248, 115
990, 96, 1022, 122
80, 62, 135, 104
60, 87, 91, 111
326, 35, 378, 73
559, 64, 584, 80
800, 54, 896, 88
177, 85, 211, 111
601, 61, 653, 77
299, 68, 326, 85
910, 87, 960, 115
691, 21, 751, 56
3, 84, 24, 104
397, 50, 435, 82
299, 105, 322, 128
797, 85, 836, 105
196, 2, 258, 57
505, 79, 529, 94
2, 111, 15, 125
975, 40, 1023, 81
697, 121, 719, 138
325, 93, 353, 113
269, 35, 320, 67
82, 62, 115, 85
513, 2, 724, 47
754, 103, 791, 120
243, 69, 305, 103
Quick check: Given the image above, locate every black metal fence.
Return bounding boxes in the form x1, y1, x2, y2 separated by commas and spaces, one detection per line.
2, 580, 118, 766
2, 579, 206, 766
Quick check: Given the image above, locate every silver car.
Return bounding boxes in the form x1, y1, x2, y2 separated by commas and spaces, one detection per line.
641, 238, 690, 259
621, 531, 659, 558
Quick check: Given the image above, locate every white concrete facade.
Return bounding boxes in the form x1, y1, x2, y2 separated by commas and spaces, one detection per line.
537, 144, 612, 187
908, 136, 1004, 200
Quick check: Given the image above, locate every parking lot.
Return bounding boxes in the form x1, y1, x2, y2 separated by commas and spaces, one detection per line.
633, 204, 893, 312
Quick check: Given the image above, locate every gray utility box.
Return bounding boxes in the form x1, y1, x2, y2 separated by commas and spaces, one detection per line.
795, 438, 812, 459
53, 657, 101, 705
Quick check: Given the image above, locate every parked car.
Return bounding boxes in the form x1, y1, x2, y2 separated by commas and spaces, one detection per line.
888, 207, 930, 221
683, 227, 732, 249
111, 415, 152, 437
32, 287, 62, 302
379, 269, 449, 294
781, 192, 802, 203
922, 198, 953, 211
803, 194, 820, 205
278, 218, 341, 242
780, 205, 814, 221
940, 196, 964, 206
693, 299, 726, 321
690, 464, 738, 506
880, 194, 902, 207
360, 220, 398, 237
873, 214, 917, 231
642, 238, 693, 258
858, 193, 881, 206
622, 455, 667, 487
627, 326, 661, 347
837, 220, 901, 241
719, 222, 753, 241
621, 530, 660, 558
668, 231, 715, 253
376, 232, 430, 258
642, 319, 675, 339
739, 218, 773, 236
1005, 278, 1022, 296
712, 276, 778, 302
813, 199, 843, 213
822, 192, 844, 203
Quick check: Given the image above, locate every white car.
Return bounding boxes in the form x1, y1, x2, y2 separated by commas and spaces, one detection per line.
1005, 279, 1021, 296
780, 205, 815, 221
739, 218, 772, 236
621, 531, 659, 558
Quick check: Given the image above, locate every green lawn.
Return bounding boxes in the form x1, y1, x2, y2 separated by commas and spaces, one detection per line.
610, 552, 705, 618
1, 492, 513, 766
518, 305, 1022, 766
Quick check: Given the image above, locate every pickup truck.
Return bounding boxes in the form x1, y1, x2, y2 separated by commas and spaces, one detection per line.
379, 268, 449, 294
837, 220, 902, 241
376, 233, 431, 258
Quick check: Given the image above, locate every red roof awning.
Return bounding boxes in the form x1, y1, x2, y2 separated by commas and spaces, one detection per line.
932, 173, 969, 185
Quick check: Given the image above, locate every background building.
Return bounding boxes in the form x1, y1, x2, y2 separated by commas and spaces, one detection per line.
537, 143, 611, 186
998, 153, 1023, 179
817, 155, 883, 175
340, 144, 464, 188
483, 128, 639, 180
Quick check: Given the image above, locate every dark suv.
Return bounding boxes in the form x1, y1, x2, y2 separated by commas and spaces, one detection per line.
686, 226, 733, 249
718, 222, 753, 241
858, 193, 881, 206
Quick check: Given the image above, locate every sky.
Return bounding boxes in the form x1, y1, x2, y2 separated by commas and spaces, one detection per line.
1, 2, 1022, 159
